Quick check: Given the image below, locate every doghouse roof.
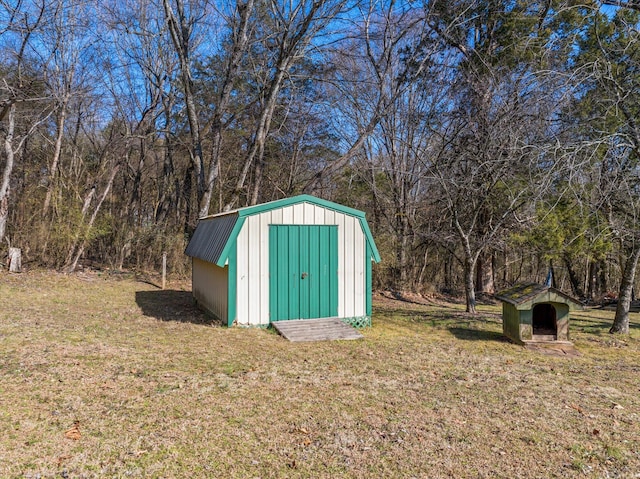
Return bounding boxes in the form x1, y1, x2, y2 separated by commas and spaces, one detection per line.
495, 283, 583, 311
185, 194, 381, 268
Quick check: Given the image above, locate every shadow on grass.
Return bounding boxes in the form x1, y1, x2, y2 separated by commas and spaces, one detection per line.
375, 305, 502, 325
135, 290, 219, 326
572, 313, 640, 335
447, 327, 506, 342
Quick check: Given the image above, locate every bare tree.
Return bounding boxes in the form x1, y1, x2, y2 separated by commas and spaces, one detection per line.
41, 0, 92, 218
62, 161, 121, 272
223, 0, 350, 210
301, 1, 445, 195
570, 6, 640, 333
0, 0, 53, 243
423, 0, 577, 312
199, 0, 254, 216
99, 0, 176, 264
601, 0, 640, 12
162, 0, 207, 222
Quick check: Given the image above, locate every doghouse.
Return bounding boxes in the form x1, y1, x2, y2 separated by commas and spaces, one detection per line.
495, 283, 582, 344
185, 195, 381, 327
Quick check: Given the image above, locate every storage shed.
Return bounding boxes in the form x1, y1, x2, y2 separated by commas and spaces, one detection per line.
185, 195, 381, 328
495, 283, 583, 344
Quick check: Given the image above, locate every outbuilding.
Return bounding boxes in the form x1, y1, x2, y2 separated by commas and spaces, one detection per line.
185, 195, 381, 328
495, 283, 583, 344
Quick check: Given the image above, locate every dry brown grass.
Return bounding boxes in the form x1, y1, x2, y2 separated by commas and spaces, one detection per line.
1, 271, 639, 478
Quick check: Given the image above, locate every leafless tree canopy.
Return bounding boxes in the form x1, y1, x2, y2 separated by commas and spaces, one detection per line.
2, 0, 640, 330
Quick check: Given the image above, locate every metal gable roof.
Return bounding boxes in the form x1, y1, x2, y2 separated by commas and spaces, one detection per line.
186, 194, 381, 266
235, 194, 367, 219
184, 213, 240, 266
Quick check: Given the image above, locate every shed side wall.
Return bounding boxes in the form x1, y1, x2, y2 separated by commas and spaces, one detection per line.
192, 257, 228, 322
502, 303, 521, 343
235, 202, 366, 326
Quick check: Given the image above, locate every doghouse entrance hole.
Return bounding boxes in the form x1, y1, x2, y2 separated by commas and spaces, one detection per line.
532, 303, 557, 337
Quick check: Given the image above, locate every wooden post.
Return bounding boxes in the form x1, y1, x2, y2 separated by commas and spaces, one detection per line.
162, 252, 167, 290
8, 247, 21, 273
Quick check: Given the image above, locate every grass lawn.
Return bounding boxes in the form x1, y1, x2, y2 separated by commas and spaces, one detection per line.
1, 271, 639, 478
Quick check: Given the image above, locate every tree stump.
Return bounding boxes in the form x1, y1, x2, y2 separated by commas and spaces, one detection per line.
8, 247, 21, 273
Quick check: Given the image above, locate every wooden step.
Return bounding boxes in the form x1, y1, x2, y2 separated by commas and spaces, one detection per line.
531, 334, 557, 341
271, 317, 363, 342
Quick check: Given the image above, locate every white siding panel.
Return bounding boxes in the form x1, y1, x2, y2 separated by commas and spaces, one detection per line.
323, 208, 339, 314
192, 258, 228, 322
324, 208, 335, 225
259, 212, 270, 324
353, 218, 366, 316
303, 202, 315, 225
246, 215, 261, 325
314, 205, 325, 224
343, 214, 356, 317
335, 212, 346, 317
293, 203, 304, 223
282, 206, 293, 223
236, 221, 249, 325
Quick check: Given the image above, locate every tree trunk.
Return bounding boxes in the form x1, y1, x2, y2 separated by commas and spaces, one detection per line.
62, 185, 94, 269
587, 259, 602, 301
0, 104, 16, 244
182, 162, 195, 235
475, 250, 495, 294
563, 253, 585, 299
599, 259, 608, 297
455, 218, 477, 313
464, 254, 477, 314
587, 259, 607, 301
550, 260, 557, 288
395, 210, 410, 290
443, 250, 454, 292
610, 246, 640, 334
43, 103, 67, 217
163, 0, 205, 212
157, 99, 180, 224
8, 247, 21, 272
129, 138, 146, 227
156, 133, 174, 224
64, 165, 120, 273
0, 192, 7, 244
417, 247, 429, 290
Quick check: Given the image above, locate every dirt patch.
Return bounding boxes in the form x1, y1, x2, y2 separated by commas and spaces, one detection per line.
525, 342, 581, 357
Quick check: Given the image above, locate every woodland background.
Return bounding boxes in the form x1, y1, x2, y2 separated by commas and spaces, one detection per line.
2, 0, 640, 331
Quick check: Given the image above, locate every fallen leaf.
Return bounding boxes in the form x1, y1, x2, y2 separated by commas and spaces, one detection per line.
569, 403, 585, 416
64, 421, 81, 440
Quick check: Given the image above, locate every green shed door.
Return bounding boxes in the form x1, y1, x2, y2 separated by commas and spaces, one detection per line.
269, 225, 338, 321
